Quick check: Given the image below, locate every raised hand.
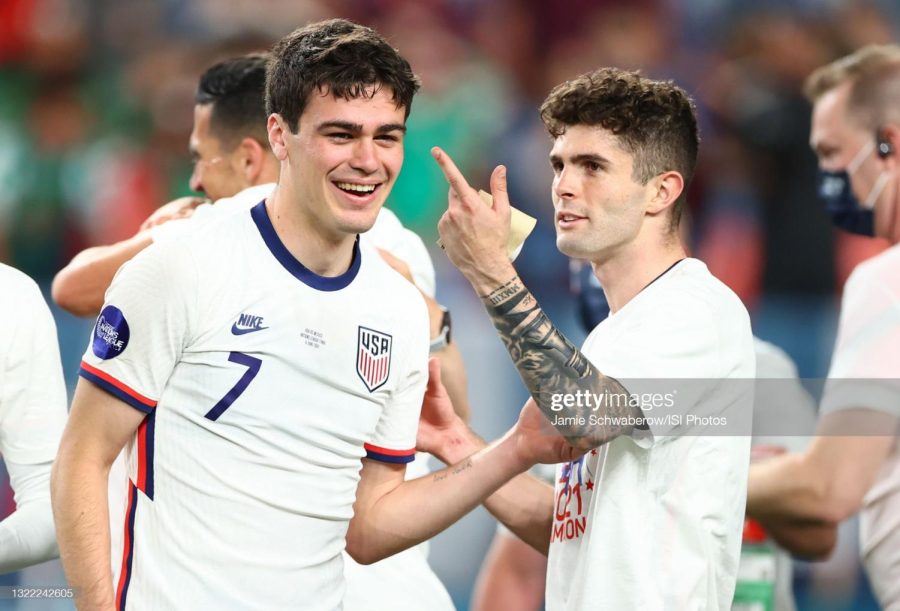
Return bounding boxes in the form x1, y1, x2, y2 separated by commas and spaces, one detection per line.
416, 357, 467, 460
432, 147, 513, 287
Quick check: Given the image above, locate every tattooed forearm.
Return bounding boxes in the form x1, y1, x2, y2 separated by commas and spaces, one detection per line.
481, 276, 645, 448
486, 277, 523, 306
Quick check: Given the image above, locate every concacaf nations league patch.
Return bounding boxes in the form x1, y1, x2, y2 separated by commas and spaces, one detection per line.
92, 305, 130, 359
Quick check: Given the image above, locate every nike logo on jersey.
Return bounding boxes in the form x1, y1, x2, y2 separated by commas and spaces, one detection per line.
231, 313, 269, 335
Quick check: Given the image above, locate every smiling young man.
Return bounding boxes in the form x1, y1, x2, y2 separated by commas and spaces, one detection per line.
50, 50, 459, 610
50, 19, 580, 611
51, 22, 425, 607
427, 68, 755, 609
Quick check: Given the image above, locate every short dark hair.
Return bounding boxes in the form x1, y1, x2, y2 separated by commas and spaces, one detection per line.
195, 53, 269, 147
266, 19, 420, 133
540, 68, 699, 229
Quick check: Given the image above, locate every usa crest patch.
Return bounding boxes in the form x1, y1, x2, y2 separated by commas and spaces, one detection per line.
357, 326, 392, 392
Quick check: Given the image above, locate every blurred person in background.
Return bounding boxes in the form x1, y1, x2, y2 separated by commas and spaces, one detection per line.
0, 263, 67, 574
747, 44, 900, 610
50, 53, 279, 318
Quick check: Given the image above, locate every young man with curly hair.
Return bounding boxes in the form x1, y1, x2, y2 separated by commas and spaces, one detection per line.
425, 67, 755, 609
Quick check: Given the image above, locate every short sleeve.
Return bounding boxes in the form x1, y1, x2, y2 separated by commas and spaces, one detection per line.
821, 264, 900, 416
0, 274, 67, 464
79, 242, 196, 414
363, 296, 429, 464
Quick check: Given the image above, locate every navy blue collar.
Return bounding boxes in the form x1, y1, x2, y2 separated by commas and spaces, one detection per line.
250, 201, 361, 291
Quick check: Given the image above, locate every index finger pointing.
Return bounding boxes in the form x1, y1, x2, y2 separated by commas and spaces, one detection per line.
431, 146, 475, 197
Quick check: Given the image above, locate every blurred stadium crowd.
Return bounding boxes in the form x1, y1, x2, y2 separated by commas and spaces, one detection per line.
0, 0, 898, 609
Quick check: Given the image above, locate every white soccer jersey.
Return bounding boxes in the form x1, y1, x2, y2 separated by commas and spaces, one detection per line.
0, 264, 67, 466
81, 201, 430, 610
819, 243, 900, 608
0, 264, 67, 573
150, 184, 452, 610
545, 258, 755, 611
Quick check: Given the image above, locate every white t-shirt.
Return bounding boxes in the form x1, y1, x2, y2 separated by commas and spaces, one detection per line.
819, 243, 900, 609
82, 202, 430, 610
545, 258, 755, 611
0, 264, 67, 573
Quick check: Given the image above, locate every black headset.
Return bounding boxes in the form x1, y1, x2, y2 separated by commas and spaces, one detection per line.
876, 129, 894, 158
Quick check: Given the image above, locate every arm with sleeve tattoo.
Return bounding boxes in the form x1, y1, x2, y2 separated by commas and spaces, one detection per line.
480, 275, 643, 450
431, 147, 641, 450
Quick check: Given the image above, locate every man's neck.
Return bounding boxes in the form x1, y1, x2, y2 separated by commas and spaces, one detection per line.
265, 188, 357, 278
255, 160, 280, 188
592, 238, 688, 314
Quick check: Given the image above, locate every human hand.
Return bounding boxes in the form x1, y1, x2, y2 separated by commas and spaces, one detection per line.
510, 399, 588, 467
432, 147, 513, 288
416, 357, 472, 462
139, 196, 205, 231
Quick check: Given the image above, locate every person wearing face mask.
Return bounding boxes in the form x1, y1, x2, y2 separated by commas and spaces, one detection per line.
747, 44, 900, 610
817, 126, 893, 236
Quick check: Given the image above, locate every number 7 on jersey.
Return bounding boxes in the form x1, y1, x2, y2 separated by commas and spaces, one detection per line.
205, 351, 262, 421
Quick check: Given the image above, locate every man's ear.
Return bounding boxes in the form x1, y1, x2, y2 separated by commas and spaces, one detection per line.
646, 170, 684, 217
237, 137, 267, 183
877, 124, 900, 170
267, 114, 289, 161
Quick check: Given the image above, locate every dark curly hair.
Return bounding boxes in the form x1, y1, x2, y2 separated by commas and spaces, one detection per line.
540, 68, 699, 228
195, 53, 269, 147
266, 19, 420, 134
